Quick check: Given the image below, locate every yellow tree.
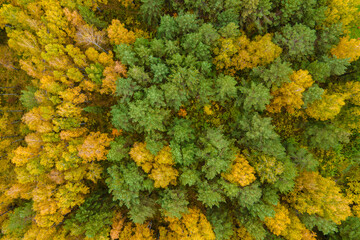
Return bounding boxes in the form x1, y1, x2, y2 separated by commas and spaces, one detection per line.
129, 142, 154, 173
264, 204, 291, 236
267, 70, 314, 114
285, 171, 352, 224
325, 0, 360, 32
149, 146, 179, 188
75, 24, 107, 52
282, 210, 317, 240
77, 132, 112, 162
107, 19, 136, 45
129, 143, 178, 188
331, 37, 360, 62
222, 153, 256, 187
213, 33, 282, 75
159, 208, 216, 240
306, 92, 346, 121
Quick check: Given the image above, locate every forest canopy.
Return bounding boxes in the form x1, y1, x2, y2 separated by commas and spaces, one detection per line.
0, 0, 360, 239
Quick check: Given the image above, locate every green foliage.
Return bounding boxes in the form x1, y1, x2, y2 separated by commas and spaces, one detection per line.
77, 5, 108, 29
20, 86, 38, 109
106, 162, 154, 208
197, 180, 226, 208
239, 81, 272, 112
199, 128, 234, 179
3, 202, 33, 237
237, 181, 262, 208
249, 201, 275, 221
300, 214, 338, 235
302, 84, 324, 107
64, 192, 114, 238
235, 113, 285, 159
306, 124, 351, 150
140, 0, 164, 28
85, 63, 104, 84
252, 58, 293, 88
158, 188, 189, 218
207, 205, 235, 240
107, 136, 131, 162
83, 106, 104, 114
339, 216, 360, 240
215, 75, 238, 103
287, 142, 319, 171
274, 23, 317, 61
179, 167, 201, 186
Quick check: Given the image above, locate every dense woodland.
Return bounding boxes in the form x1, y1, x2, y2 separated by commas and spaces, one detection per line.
0, 0, 360, 239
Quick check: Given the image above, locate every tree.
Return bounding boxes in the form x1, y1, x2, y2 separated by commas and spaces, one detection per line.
239, 81, 272, 112
285, 171, 352, 224
222, 153, 256, 187
75, 24, 107, 52
267, 69, 314, 114
306, 92, 346, 121
158, 188, 189, 218
213, 31, 282, 75
273, 24, 316, 61
107, 19, 136, 45
331, 37, 360, 62
159, 208, 216, 240
77, 132, 112, 162
264, 204, 291, 236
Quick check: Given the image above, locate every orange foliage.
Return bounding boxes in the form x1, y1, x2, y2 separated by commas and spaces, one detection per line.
77, 132, 112, 162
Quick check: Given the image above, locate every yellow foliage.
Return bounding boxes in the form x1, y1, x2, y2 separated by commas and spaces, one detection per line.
77, 132, 112, 162
98, 50, 115, 66
107, 19, 136, 45
117, 0, 135, 7
345, 167, 360, 217
85, 47, 100, 62
117, 222, 155, 240
282, 211, 316, 240
222, 154, 256, 187
149, 163, 178, 188
264, 204, 291, 236
331, 37, 360, 62
252, 154, 284, 184
160, 208, 216, 240
213, 33, 282, 75
59, 86, 88, 104
129, 142, 154, 173
101, 61, 127, 94
204, 105, 214, 115
23, 224, 57, 240
336, 81, 360, 105
110, 212, 125, 240
130, 144, 179, 188
233, 225, 254, 240
286, 171, 352, 224
306, 92, 346, 121
59, 127, 87, 141
325, 0, 360, 32
151, 146, 178, 188
267, 70, 313, 114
